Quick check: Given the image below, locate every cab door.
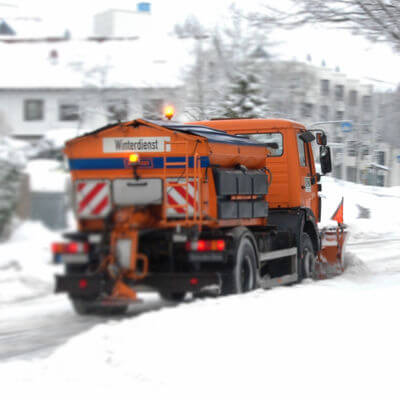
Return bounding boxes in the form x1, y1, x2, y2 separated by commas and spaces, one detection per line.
296, 133, 320, 220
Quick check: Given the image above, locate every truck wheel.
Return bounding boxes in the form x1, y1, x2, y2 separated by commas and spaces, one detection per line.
299, 233, 316, 281
160, 292, 186, 302
222, 237, 257, 295
72, 299, 128, 316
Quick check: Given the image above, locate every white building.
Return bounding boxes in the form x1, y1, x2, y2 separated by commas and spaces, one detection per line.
271, 61, 400, 187
0, 36, 194, 140
93, 4, 152, 38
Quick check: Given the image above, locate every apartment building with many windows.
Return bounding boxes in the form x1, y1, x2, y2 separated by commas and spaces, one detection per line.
269, 61, 400, 187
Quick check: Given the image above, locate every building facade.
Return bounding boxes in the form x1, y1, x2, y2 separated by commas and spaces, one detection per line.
269, 61, 400, 187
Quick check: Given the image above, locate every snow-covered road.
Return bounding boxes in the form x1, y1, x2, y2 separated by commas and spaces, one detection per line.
2, 239, 400, 362
1, 177, 400, 399
0, 294, 169, 361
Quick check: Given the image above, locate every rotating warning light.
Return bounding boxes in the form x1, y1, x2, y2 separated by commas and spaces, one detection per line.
129, 153, 140, 165
164, 105, 175, 120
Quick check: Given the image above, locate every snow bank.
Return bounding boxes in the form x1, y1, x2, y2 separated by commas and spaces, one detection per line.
320, 176, 400, 242
25, 159, 69, 192
0, 221, 60, 303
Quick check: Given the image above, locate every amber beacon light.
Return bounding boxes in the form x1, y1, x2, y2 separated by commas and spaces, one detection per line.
129, 153, 140, 165
164, 105, 175, 120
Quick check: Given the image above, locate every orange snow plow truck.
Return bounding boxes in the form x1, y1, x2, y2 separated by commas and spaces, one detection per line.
53, 118, 347, 315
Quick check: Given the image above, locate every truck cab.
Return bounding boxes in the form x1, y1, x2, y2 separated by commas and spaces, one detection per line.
191, 119, 321, 221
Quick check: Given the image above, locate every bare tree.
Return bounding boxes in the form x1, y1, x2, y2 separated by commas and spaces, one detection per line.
177, 7, 274, 119
267, 61, 317, 119
256, 0, 400, 51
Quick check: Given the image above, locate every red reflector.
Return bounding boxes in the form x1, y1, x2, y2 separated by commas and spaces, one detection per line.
79, 279, 88, 289
216, 240, 225, 251
185, 240, 226, 252
51, 242, 61, 253
190, 278, 198, 286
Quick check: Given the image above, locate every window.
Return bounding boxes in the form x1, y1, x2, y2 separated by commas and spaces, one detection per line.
362, 95, 372, 111
334, 85, 344, 101
24, 99, 44, 121
320, 79, 329, 96
349, 90, 358, 106
335, 110, 344, 120
346, 167, 357, 183
334, 165, 342, 179
143, 99, 163, 120
301, 103, 314, 118
320, 105, 329, 120
376, 174, 385, 187
347, 141, 356, 156
247, 133, 283, 156
59, 104, 79, 121
362, 125, 370, 135
361, 146, 369, 160
297, 134, 306, 167
376, 151, 385, 166
107, 99, 128, 122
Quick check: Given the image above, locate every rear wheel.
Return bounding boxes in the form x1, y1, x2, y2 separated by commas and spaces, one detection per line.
299, 233, 316, 281
221, 237, 258, 295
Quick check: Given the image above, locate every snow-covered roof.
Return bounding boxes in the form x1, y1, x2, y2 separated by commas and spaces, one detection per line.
370, 162, 390, 171
0, 16, 66, 38
0, 36, 196, 89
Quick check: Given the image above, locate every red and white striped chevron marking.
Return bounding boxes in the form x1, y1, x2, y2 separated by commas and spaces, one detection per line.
167, 179, 198, 218
76, 180, 111, 218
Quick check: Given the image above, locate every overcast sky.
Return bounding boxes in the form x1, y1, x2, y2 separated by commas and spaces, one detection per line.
2, 0, 400, 87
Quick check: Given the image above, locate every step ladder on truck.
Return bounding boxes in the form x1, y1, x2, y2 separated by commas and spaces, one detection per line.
52, 117, 347, 315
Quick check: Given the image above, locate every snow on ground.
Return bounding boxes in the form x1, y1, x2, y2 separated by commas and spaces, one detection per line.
1, 172, 400, 398
0, 221, 61, 303
2, 243, 400, 400
25, 159, 69, 192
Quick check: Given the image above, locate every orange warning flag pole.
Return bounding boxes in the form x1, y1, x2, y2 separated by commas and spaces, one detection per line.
331, 197, 344, 225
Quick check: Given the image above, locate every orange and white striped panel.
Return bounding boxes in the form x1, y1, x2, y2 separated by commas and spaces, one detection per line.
75, 180, 111, 218
166, 179, 198, 218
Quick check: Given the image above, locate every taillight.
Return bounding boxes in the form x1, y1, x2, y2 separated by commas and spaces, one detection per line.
185, 240, 226, 252
51, 242, 89, 254
79, 279, 88, 289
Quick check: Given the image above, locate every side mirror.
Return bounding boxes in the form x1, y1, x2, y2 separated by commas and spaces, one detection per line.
299, 131, 315, 143
316, 131, 327, 146
320, 145, 332, 174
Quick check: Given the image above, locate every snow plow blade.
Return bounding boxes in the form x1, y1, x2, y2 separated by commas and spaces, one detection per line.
316, 226, 348, 279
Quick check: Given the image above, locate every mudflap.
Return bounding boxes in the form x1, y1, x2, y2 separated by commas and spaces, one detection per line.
316, 225, 348, 279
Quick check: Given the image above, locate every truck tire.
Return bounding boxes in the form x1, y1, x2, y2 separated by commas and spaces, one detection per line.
222, 237, 257, 295
72, 299, 128, 316
160, 292, 186, 302
299, 232, 316, 281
